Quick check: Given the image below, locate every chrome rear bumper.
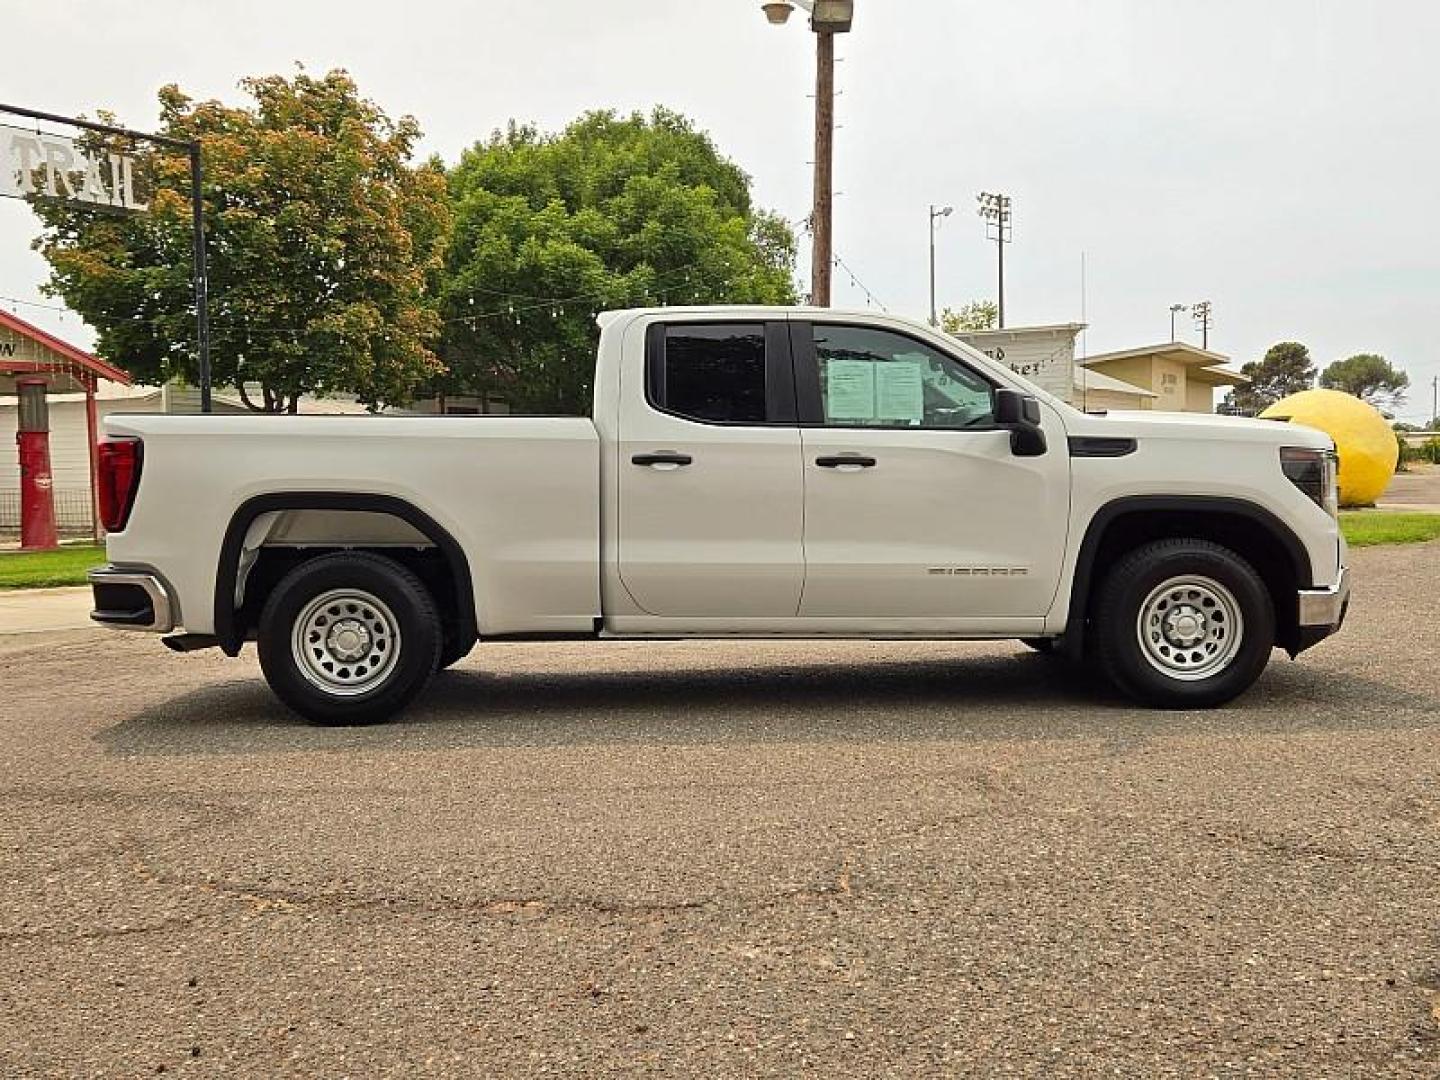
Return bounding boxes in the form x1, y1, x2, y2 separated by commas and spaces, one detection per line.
89, 566, 175, 633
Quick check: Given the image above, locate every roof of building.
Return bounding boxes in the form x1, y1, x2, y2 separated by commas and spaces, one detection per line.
1073, 366, 1159, 398
0, 308, 131, 392
1080, 340, 1250, 385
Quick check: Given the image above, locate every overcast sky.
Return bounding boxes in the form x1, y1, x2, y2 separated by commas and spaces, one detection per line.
3, 0, 1437, 420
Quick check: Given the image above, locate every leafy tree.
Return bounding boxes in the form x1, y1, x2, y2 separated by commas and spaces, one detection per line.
439, 108, 798, 413
1219, 341, 1315, 416
939, 300, 998, 334
33, 69, 449, 411
1319, 353, 1409, 410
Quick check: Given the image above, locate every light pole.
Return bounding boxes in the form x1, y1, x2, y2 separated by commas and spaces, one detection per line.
928, 203, 953, 326
1192, 300, 1213, 350
1169, 303, 1187, 341
762, 1, 854, 306
976, 191, 1012, 327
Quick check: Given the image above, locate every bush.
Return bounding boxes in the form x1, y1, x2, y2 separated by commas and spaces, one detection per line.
1423, 437, 1440, 465
1396, 432, 1414, 471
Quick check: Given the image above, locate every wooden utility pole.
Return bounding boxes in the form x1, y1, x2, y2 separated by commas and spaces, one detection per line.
811, 29, 835, 307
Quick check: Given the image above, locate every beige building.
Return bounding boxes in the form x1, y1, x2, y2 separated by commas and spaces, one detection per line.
1079, 342, 1247, 413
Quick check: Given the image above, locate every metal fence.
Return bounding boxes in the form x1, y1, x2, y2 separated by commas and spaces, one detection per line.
0, 488, 95, 535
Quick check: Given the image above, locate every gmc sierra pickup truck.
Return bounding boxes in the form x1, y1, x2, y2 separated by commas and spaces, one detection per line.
89, 306, 1349, 724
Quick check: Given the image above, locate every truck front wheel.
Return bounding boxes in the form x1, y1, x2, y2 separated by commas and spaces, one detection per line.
257, 552, 442, 725
1093, 538, 1275, 708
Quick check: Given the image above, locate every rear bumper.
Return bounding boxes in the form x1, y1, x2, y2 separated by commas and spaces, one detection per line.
1291, 565, 1349, 654
89, 566, 175, 633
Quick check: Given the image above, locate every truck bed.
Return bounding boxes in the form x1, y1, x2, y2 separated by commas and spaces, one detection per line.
103, 413, 601, 636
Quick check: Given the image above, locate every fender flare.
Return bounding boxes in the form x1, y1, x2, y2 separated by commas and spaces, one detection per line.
1062, 495, 1315, 653
213, 492, 477, 656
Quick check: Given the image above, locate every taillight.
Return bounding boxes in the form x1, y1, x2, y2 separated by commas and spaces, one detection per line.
97, 438, 143, 532
1280, 446, 1338, 517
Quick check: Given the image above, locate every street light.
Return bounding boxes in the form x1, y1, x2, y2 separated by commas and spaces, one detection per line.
976, 191, 1013, 328
928, 204, 953, 326
1169, 303, 1188, 341
762, 1, 854, 306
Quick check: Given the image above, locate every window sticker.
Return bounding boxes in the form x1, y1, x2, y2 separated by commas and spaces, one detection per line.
875, 360, 924, 423
825, 358, 876, 420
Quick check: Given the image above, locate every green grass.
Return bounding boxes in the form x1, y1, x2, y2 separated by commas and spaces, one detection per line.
0, 544, 105, 589
1340, 511, 1440, 548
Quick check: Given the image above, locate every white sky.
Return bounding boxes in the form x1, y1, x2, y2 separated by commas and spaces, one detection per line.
3, 0, 1437, 421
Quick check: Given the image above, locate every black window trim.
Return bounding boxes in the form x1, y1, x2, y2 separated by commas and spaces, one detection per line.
790, 319, 1007, 432
644, 319, 797, 427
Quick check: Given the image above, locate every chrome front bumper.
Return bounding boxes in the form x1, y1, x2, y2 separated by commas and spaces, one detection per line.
1297, 565, 1350, 629
89, 566, 175, 633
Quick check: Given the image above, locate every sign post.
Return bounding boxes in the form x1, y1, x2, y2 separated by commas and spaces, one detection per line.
0, 103, 211, 412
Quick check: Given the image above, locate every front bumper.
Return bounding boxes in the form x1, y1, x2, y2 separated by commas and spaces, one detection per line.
1291, 565, 1349, 654
89, 566, 175, 633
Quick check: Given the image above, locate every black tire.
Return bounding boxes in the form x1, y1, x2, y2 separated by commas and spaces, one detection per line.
257, 552, 442, 725
1093, 538, 1275, 709
1019, 637, 1057, 654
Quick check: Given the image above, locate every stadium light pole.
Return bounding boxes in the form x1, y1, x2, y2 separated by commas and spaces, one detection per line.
1192, 300, 1213, 349
976, 191, 1012, 327
928, 203, 953, 326
762, 1, 854, 307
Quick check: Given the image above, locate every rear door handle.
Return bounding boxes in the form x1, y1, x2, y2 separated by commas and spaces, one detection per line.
632, 452, 693, 468
815, 455, 877, 469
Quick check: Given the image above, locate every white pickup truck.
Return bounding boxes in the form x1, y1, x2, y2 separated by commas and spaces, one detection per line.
89, 306, 1349, 724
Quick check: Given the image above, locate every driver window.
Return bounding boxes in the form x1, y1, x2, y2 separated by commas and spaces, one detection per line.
811, 325, 995, 429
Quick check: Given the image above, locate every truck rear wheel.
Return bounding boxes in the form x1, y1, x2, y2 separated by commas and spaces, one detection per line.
257, 552, 442, 725
1093, 538, 1274, 709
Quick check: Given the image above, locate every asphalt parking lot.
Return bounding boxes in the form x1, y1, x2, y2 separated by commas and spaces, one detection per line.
1, 541, 1437, 1077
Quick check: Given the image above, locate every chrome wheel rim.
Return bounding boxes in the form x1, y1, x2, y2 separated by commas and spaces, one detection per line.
1136, 575, 1243, 681
291, 589, 401, 696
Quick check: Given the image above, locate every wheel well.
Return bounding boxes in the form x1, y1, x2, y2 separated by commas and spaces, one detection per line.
214, 494, 477, 656
237, 545, 461, 649
1069, 503, 1309, 654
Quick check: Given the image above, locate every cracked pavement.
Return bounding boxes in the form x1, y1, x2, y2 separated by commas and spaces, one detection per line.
1, 541, 1438, 1077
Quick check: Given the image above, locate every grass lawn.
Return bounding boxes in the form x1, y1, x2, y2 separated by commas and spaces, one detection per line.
1340, 511, 1440, 548
0, 544, 105, 590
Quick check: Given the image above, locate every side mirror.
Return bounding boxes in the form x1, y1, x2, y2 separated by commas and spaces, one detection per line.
994, 388, 1047, 457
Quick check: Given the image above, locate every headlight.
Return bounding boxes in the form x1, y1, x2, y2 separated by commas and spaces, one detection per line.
1280, 446, 1338, 517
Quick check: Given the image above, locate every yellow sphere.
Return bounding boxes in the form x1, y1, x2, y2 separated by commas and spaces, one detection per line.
1260, 388, 1397, 507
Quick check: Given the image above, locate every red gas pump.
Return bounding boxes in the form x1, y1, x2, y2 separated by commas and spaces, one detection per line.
16, 377, 59, 551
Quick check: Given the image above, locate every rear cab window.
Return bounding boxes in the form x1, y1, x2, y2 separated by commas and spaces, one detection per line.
646, 322, 794, 424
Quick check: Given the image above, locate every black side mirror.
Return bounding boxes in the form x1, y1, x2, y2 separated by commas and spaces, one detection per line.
994, 388, 1047, 457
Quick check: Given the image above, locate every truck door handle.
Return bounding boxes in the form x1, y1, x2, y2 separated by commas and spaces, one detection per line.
632, 452, 693, 468
815, 455, 877, 469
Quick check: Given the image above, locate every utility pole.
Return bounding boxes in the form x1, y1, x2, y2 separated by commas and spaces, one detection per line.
1192, 300, 1213, 350
928, 204, 953, 326
1431, 374, 1438, 429
811, 28, 835, 306
977, 192, 1012, 327
1169, 303, 1187, 341
762, 2, 853, 307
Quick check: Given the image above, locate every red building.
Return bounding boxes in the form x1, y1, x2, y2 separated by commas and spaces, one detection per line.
0, 308, 131, 546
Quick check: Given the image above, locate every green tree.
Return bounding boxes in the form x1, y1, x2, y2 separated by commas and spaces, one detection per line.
33, 69, 449, 411
939, 300, 998, 334
1319, 353, 1409, 411
1220, 341, 1316, 416
439, 108, 798, 413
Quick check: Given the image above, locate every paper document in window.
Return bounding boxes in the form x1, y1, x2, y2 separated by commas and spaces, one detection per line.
825, 358, 876, 420
875, 359, 925, 423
